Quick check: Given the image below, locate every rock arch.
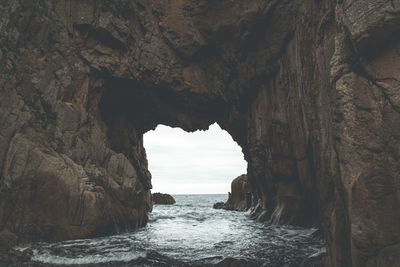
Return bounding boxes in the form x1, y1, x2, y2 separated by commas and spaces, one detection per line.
0, 0, 399, 266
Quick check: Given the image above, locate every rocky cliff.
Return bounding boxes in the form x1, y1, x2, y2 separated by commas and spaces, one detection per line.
0, 0, 399, 266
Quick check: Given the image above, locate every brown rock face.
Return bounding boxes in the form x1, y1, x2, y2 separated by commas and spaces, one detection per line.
0, 230, 18, 250
152, 193, 176, 205
214, 175, 251, 211
0, 230, 32, 265
0, 0, 399, 266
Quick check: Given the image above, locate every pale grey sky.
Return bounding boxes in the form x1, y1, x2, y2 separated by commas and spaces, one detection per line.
144, 123, 247, 194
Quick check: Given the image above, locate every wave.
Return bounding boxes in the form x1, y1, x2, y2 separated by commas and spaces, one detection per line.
149, 215, 177, 222
30, 249, 147, 265
21, 195, 325, 266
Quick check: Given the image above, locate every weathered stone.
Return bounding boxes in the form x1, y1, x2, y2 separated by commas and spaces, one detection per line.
0, 248, 32, 266
213, 202, 225, 209
152, 193, 176, 205
0, 230, 32, 266
217, 175, 251, 211
0, 230, 18, 250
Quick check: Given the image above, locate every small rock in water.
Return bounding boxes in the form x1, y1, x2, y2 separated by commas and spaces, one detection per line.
152, 192, 176, 204
213, 202, 225, 209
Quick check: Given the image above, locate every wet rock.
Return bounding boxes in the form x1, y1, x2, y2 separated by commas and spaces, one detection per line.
0, 230, 32, 266
0, 230, 18, 250
213, 175, 251, 211
224, 175, 251, 211
152, 193, 176, 205
365, 243, 400, 267
213, 202, 225, 209
0, 248, 33, 266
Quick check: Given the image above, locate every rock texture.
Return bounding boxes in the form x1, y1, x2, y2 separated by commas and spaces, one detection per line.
0, 0, 399, 266
213, 202, 225, 209
152, 193, 175, 205
214, 174, 251, 211
0, 230, 32, 265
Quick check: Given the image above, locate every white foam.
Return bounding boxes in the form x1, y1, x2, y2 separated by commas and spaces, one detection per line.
31, 250, 146, 265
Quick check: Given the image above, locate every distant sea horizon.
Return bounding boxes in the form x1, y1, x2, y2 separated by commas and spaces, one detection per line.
156, 193, 229, 196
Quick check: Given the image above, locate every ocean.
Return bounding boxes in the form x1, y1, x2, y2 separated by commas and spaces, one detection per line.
19, 194, 325, 266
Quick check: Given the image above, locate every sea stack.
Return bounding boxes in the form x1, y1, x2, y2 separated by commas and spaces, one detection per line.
152, 193, 176, 205
214, 175, 251, 211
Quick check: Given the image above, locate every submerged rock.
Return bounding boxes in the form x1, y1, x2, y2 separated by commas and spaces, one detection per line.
214, 175, 251, 211
152, 193, 176, 205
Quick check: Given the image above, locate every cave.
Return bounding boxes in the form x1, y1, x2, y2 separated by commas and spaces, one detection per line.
97, 76, 320, 227
0, 0, 399, 266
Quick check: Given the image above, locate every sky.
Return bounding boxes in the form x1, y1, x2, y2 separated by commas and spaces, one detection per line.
143, 123, 247, 194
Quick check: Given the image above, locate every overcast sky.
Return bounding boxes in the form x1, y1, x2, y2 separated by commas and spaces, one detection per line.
143, 123, 247, 194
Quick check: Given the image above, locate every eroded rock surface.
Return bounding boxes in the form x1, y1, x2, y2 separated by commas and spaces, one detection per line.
214, 174, 251, 211
0, 230, 32, 265
0, 0, 399, 266
152, 193, 176, 205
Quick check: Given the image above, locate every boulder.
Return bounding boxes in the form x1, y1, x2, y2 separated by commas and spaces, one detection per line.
152, 193, 176, 205
213, 202, 225, 209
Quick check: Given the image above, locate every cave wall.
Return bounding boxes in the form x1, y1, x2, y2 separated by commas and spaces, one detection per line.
0, 0, 399, 266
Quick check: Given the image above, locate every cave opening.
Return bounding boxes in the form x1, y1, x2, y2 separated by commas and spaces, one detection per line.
144, 123, 247, 195
89, 78, 326, 266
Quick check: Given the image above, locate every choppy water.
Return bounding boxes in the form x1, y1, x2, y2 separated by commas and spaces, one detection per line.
19, 195, 325, 266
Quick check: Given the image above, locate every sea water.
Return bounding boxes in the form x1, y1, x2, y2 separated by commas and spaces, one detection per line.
20, 194, 325, 266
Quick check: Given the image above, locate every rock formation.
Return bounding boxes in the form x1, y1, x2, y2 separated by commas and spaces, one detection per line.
152, 193, 176, 205
213, 202, 225, 210
0, 0, 399, 266
214, 175, 251, 211
0, 230, 32, 265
